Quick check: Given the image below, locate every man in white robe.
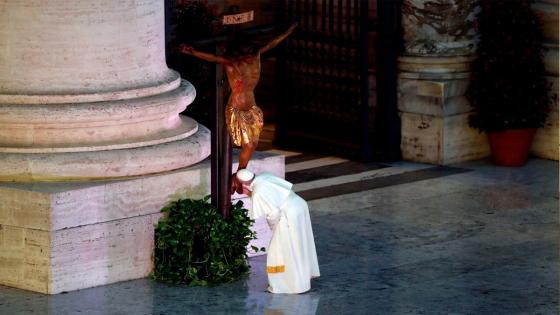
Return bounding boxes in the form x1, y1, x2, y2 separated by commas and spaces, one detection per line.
236, 169, 320, 294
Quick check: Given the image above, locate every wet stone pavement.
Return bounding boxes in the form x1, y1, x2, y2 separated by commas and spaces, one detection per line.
0, 156, 558, 315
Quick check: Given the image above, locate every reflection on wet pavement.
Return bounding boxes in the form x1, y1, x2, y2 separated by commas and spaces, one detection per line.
0, 158, 557, 315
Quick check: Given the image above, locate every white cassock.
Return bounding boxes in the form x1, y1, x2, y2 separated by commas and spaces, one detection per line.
249, 173, 320, 294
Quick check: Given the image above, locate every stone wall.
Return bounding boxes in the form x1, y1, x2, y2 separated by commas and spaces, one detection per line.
531, 0, 559, 161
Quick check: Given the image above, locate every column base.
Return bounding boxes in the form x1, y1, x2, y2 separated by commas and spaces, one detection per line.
0, 151, 284, 294
398, 75, 490, 165
400, 112, 490, 165
0, 122, 210, 182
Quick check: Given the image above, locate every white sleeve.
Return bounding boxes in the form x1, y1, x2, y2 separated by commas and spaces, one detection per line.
249, 174, 291, 222
249, 192, 272, 220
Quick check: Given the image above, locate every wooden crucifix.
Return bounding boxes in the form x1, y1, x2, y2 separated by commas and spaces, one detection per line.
177, 9, 296, 218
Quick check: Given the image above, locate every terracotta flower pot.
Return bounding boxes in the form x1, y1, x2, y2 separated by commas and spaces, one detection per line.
487, 129, 537, 166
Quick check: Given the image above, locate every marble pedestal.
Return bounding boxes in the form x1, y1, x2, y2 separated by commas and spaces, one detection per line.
0, 151, 283, 294
398, 62, 490, 165
399, 0, 484, 165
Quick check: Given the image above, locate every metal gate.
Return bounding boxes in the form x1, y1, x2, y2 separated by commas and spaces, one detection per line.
276, 0, 375, 160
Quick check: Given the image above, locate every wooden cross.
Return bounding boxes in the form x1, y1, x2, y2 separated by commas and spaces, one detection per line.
212, 9, 255, 219
184, 9, 292, 219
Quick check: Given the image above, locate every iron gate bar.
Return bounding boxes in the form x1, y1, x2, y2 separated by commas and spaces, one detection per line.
375, 0, 402, 161
277, 0, 393, 159
359, 0, 372, 160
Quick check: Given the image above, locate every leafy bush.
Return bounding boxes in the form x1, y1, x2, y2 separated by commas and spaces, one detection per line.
468, 0, 552, 132
151, 197, 262, 286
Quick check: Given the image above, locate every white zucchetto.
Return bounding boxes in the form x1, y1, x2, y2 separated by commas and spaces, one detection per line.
236, 169, 255, 182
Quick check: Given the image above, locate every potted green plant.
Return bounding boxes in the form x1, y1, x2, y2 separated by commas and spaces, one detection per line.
468, 0, 552, 166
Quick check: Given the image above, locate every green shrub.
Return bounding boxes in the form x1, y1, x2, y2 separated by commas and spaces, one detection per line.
151, 197, 262, 286
468, 0, 552, 132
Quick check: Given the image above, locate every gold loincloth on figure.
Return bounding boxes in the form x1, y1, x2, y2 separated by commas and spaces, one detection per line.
226, 103, 263, 147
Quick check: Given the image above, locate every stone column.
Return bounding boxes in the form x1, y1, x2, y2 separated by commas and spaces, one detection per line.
0, 0, 215, 294
531, 0, 559, 160
0, 0, 211, 181
398, 0, 490, 164
0, 0, 198, 295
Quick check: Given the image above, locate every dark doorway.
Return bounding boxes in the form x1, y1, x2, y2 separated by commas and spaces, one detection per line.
275, 0, 401, 161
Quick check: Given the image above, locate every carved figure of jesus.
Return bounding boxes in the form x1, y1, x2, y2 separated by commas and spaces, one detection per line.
179, 23, 296, 193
